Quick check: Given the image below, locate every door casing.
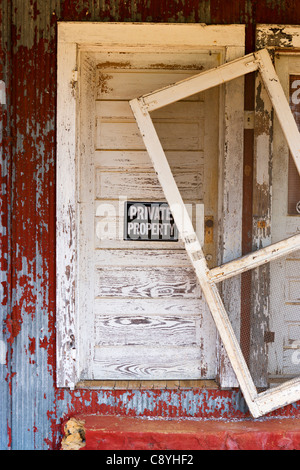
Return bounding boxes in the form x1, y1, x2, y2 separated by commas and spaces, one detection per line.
56, 22, 245, 389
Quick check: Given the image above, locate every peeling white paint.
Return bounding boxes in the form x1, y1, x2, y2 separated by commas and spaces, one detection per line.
256, 133, 270, 185
0, 81, 6, 105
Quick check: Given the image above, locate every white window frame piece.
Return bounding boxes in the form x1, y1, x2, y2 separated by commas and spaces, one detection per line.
56, 22, 246, 389
129, 47, 300, 418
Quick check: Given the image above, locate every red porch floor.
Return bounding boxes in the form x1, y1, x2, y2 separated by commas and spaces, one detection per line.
61, 415, 300, 450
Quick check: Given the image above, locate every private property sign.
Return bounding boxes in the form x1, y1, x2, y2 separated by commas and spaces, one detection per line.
124, 201, 178, 241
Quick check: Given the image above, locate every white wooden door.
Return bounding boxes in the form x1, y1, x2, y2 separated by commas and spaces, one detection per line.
77, 50, 222, 381
268, 53, 300, 379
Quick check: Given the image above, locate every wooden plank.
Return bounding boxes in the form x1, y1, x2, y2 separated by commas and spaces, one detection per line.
93, 345, 205, 380
141, 53, 258, 112
254, 376, 300, 416
217, 46, 245, 388
77, 53, 98, 381
251, 64, 273, 388
59, 23, 245, 49
95, 121, 204, 150
95, 266, 201, 299
94, 150, 204, 171
95, 198, 203, 217
95, 169, 203, 200
179, 380, 219, 389
209, 234, 300, 282
94, 298, 204, 315
56, 42, 78, 389
96, 100, 204, 120
93, 50, 219, 72
94, 249, 191, 267
96, 70, 205, 100
94, 314, 200, 346
95, 235, 185, 251
75, 379, 218, 390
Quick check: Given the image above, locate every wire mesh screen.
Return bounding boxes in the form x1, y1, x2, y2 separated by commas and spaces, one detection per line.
220, 248, 300, 390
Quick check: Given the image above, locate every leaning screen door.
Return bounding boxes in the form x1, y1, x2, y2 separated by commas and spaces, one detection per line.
268, 53, 300, 380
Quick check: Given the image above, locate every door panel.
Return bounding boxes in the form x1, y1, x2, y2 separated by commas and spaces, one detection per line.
79, 51, 221, 381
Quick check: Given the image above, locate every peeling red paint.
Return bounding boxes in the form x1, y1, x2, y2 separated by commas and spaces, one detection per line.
7, 421, 12, 449
39, 336, 49, 350
28, 337, 36, 355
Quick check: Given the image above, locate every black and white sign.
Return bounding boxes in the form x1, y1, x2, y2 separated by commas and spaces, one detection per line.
124, 201, 178, 241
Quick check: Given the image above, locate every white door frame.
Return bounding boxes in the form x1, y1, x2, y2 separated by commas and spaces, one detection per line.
56, 22, 245, 389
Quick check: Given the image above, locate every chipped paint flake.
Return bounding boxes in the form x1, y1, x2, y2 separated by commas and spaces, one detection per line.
0, 80, 6, 104
0, 340, 6, 365
256, 133, 270, 185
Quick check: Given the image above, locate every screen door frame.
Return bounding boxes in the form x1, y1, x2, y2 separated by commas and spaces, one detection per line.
130, 47, 300, 418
